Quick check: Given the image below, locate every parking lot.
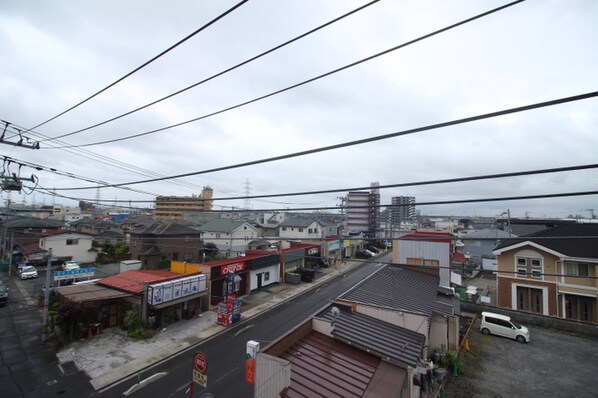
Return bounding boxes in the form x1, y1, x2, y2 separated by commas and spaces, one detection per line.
445, 316, 598, 397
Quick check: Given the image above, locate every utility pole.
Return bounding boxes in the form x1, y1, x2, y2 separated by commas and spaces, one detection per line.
42, 248, 53, 343
8, 232, 13, 276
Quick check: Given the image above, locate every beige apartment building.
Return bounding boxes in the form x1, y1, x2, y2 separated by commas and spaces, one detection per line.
154, 186, 213, 220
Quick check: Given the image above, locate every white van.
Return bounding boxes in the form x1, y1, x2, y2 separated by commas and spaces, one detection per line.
480, 312, 530, 343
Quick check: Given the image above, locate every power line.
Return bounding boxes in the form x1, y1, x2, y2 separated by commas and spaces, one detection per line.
24, 0, 249, 133
23, 186, 598, 214
4, 121, 211, 193
41, 0, 381, 142
42, 0, 526, 149
35, 163, 598, 205
45, 90, 598, 190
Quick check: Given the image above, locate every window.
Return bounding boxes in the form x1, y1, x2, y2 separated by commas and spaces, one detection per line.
516, 255, 543, 279
264, 272, 270, 282
66, 239, 79, 245
298, 228, 303, 233
565, 262, 589, 277
184, 253, 193, 261
185, 236, 191, 243
308, 229, 313, 234
131, 239, 137, 247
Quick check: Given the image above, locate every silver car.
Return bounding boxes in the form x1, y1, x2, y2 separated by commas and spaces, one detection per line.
20, 266, 38, 280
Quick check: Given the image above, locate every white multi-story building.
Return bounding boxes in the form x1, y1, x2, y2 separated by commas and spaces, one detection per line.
345, 182, 380, 236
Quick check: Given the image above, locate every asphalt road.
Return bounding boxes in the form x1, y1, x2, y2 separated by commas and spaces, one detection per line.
444, 316, 598, 398
0, 272, 97, 398
102, 256, 388, 398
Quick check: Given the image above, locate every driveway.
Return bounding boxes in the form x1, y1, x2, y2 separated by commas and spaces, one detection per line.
445, 317, 598, 397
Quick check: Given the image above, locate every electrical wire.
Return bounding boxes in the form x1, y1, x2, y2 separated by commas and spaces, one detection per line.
41, 0, 381, 142
23, 0, 249, 133
44, 90, 598, 190
42, 0, 526, 149
4, 121, 213, 193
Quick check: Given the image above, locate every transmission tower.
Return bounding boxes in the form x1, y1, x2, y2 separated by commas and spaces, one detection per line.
243, 178, 251, 210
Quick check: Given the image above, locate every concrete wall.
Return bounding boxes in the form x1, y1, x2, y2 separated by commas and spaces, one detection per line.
460, 302, 598, 338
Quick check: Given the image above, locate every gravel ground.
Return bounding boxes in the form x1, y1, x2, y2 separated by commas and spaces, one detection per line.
444, 318, 598, 398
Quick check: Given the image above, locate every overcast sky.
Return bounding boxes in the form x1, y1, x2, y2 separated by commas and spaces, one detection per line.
1, 0, 597, 219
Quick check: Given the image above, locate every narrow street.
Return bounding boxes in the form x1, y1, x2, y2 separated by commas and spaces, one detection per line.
0, 272, 97, 397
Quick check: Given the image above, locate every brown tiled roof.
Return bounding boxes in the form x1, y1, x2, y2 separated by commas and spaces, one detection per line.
97, 270, 180, 294
280, 331, 380, 398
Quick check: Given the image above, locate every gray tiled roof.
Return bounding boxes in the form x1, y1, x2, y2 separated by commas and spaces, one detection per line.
131, 221, 201, 236
278, 217, 320, 228
197, 218, 246, 233
318, 306, 425, 367
494, 223, 598, 258
338, 265, 460, 318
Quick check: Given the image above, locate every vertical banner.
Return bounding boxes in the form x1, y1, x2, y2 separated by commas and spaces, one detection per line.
245, 358, 256, 385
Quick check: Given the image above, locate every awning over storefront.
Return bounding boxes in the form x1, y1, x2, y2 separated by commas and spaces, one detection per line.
56, 283, 133, 302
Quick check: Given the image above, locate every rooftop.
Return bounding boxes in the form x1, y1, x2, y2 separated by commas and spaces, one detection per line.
98, 270, 184, 294
494, 223, 598, 258
317, 305, 425, 367
338, 264, 460, 319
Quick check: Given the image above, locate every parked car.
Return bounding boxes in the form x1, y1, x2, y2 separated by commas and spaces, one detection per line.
367, 246, 380, 254
20, 266, 38, 280
62, 261, 80, 271
365, 249, 377, 257
480, 311, 530, 343
0, 281, 9, 306
355, 250, 373, 259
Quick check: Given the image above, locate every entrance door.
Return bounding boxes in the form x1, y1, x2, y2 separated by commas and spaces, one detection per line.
256, 273, 263, 290
109, 303, 119, 327
517, 286, 543, 314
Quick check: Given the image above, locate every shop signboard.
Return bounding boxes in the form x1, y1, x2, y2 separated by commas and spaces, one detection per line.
221, 262, 245, 275
54, 268, 95, 281
148, 274, 207, 305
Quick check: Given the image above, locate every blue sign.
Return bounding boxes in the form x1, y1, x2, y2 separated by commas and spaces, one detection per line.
54, 268, 95, 281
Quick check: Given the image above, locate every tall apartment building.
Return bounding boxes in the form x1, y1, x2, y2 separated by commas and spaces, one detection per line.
345, 182, 380, 237
390, 196, 416, 226
154, 186, 214, 220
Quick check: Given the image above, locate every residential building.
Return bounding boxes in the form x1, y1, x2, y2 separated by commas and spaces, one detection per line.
255, 302, 426, 398
39, 230, 96, 265
459, 228, 511, 268
277, 217, 325, 240
390, 196, 416, 226
129, 221, 204, 269
1, 216, 64, 251
336, 264, 460, 354
48, 204, 84, 222
345, 182, 380, 237
393, 231, 454, 288
197, 218, 259, 257
493, 223, 597, 323
153, 186, 213, 220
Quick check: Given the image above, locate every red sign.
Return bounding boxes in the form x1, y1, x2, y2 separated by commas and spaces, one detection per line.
245, 358, 256, 384
194, 352, 208, 374
221, 262, 245, 275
